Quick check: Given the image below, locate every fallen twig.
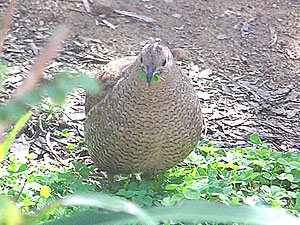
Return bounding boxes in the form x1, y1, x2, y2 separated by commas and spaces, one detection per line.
114, 9, 156, 23
45, 132, 68, 166
82, 0, 92, 13
68, 8, 88, 14
12, 178, 27, 202
268, 25, 278, 46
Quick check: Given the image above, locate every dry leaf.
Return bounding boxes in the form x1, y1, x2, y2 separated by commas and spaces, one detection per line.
171, 48, 189, 61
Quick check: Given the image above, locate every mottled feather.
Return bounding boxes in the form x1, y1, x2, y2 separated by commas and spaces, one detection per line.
84, 39, 203, 176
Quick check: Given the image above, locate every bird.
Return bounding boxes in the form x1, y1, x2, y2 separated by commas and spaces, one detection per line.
84, 38, 204, 178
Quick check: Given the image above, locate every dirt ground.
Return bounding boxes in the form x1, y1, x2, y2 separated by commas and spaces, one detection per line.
1, 0, 299, 163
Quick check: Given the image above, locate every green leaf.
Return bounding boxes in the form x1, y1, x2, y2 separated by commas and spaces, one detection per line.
291, 169, 300, 182
45, 85, 66, 105
72, 161, 81, 172
143, 196, 153, 207
117, 189, 136, 198
295, 193, 300, 212
23, 197, 35, 207
140, 70, 147, 81
139, 70, 163, 84
161, 195, 183, 207
41, 200, 300, 225
40, 186, 51, 198
230, 199, 240, 205
262, 172, 272, 180
165, 185, 180, 191
25, 193, 155, 225
0, 111, 32, 161
78, 167, 89, 179
278, 158, 288, 165
132, 194, 145, 207
250, 133, 261, 145
183, 190, 202, 200
286, 174, 295, 182
17, 164, 28, 173
288, 161, 300, 169
277, 173, 289, 181
150, 75, 159, 83
76, 73, 99, 93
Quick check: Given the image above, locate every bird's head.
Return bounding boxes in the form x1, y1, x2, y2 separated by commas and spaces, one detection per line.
138, 38, 174, 86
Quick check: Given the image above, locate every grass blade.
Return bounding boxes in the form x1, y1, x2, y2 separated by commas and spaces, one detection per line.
26, 192, 156, 225
0, 111, 32, 161
146, 200, 300, 225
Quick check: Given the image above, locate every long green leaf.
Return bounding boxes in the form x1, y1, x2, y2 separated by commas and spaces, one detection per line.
0, 197, 23, 225
43, 210, 142, 225
26, 192, 156, 225
40, 199, 300, 225
0, 72, 99, 122
27, 193, 300, 225
0, 111, 32, 161
145, 201, 300, 225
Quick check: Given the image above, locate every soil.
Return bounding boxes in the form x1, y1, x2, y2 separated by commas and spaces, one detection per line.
0, 0, 299, 165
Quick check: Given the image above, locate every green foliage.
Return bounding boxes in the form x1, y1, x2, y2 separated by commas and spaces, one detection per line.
140, 70, 163, 84
39, 198, 300, 225
116, 181, 164, 207
42, 193, 156, 225
250, 133, 269, 149
0, 71, 98, 122
39, 102, 64, 117
1, 136, 300, 224
0, 156, 99, 221
2, 194, 299, 225
140, 70, 147, 80
156, 142, 300, 212
105, 140, 300, 217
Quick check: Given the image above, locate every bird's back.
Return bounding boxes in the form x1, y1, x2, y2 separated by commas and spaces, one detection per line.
85, 56, 137, 115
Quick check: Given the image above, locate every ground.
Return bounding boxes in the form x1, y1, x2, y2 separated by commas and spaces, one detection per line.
0, 0, 299, 167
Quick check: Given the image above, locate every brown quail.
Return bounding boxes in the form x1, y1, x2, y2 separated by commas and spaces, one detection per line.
84, 39, 204, 177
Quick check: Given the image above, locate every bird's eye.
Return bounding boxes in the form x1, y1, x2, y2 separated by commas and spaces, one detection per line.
162, 59, 166, 66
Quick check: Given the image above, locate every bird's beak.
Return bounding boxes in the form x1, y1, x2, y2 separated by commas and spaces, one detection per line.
146, 63, 155, 86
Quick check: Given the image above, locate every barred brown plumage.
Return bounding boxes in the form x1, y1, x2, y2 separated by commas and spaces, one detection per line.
84, 38, 203, 178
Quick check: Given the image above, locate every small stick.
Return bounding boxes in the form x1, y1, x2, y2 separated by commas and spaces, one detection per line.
12, 178, 27, 202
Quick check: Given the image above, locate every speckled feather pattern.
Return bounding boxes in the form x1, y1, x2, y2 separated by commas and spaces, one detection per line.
85, 56, 137, 114
84, 44, 203, 176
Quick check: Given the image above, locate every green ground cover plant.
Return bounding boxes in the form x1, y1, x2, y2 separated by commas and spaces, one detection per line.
1, 127, 300, 224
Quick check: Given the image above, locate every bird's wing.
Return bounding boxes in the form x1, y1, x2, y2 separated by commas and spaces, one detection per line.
85, 56, 137, 115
